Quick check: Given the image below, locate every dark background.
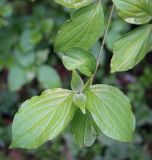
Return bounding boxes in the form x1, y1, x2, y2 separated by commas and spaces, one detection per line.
0, 0, 152, 159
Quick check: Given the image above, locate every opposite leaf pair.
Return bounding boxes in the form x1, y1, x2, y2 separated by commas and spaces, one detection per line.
10, 71, 135, 148
10, 0, 137, 149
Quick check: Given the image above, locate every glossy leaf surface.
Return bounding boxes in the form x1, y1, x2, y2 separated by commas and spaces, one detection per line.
73, 93, 86, 114
71, 70, 84, 92
111, 24, 152, 72
112, 0, 152, 24
62, 47, 96, 77
54, 3, 104, 52
85, 84, 135, 142
72, 110, 98, 147
10, 89, 75, 149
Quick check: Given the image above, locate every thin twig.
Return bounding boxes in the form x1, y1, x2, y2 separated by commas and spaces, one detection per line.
90, 4, 114, 85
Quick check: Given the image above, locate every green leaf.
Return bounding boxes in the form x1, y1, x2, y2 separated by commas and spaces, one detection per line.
55, 0, 93, 8
8, 65, 27, 91
111, 24, 152, 72
54, 2, 104, 52
41, 18, 54, 34
20, 29, 42, 53
73, 93, 86, 114
15, 51, 35, 68
71, 70, 84, 92
10, 88, 75, 149
112, 0, 152, 24
0, 0, 6, 7
1, 4, 12, 18
62, 47, 96, 77
106, 19, 130, 51
37, 65, 61, 89
85, 84, 135, 142
35, 49, 49, 65
72, 110, 98, 147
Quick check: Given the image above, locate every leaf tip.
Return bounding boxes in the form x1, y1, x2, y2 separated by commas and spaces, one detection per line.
120, 133, 134, 142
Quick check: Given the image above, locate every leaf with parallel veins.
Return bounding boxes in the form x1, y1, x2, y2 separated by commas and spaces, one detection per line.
112, 0, 152, 24
10, 88, 75, 149
85, 84, 135, 142
54, 2, 104, 52
62, 47, 96, 77
72, 110, 99, 147
111, 24, 152, 72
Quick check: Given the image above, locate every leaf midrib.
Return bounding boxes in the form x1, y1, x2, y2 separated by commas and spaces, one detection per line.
61, 3, 100, 49
90, 91, 132, 136
122, 0, 152, 16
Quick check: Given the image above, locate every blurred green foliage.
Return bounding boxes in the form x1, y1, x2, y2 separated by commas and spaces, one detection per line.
0, 0, 152, 159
